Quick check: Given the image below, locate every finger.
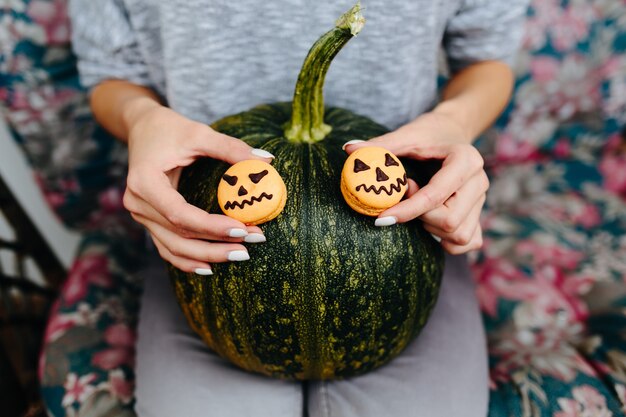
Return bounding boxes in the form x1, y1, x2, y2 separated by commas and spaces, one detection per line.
125, 174, 252, 237
421, 172, 489, 233
342, 128, 455, 159
126, 189, 266, 242
190, 128, 275, 164
440, 224, 484, 255
148, 221, 250, 263
405, 178, 420, 198
378, 150, 478, 223
151, 236, 213, 274
133, 212, 261, 245
423, 198, 484, 246
342, 131, 400, 154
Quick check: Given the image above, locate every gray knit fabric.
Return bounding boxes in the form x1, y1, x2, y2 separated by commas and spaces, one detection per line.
69, 0, 528, 130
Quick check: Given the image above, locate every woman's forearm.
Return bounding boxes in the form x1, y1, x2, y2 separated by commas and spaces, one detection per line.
90, 80, 163, 142
432, 60, 515, 143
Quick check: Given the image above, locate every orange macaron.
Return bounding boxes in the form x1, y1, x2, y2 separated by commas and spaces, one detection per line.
217, 160, 287, 225
341, 146, 408, 216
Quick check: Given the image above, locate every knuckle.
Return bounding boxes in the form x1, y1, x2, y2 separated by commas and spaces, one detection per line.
453, 229, 473, 246
480, 172, 490, 191
168, 244, 183, 257
122, 190, 136, 212
422, 189, 444, 208
469, 147, 484, 168
177, 228, 194, 239
166, 212, 184, 229
442, 215, 461, 233
445, 244, 464, 255
475, 233, 484, 248
126, 173, 142, 195
155, 245, 169, 261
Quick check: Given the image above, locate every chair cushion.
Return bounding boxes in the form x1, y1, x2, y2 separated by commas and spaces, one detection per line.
0, 0, 129, 229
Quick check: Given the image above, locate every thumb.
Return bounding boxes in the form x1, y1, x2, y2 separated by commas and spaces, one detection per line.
342, 128, 414, 157
191, 128, 275, 165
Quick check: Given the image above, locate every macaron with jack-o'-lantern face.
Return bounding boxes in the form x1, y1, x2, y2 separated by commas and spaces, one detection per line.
218, 160, 287, 225
341, 146, 408, 216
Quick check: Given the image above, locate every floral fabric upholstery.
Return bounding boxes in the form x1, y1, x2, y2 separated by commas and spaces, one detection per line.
1, 0, 625, 416
0, 1, 146, 416
470, 0, 626, 415
0, 0, 131, 230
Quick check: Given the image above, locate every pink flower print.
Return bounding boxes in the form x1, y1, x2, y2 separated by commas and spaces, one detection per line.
43, 311, 83, 343
516, 240, 584, 271
92, 348, 134, 370
553, 137, 571, 159
491, 322, 594, 383
531, 56, 560, 83
63, 255, 112, 306
600, 152, 626, 197
472, 256, 527, 317
92, 324, 136, 370
495, 133, 542, 163
104, 324, 136, 347
62, 373, 97, 407
523, 17, 548, 50
551, 8, 592, 52
43, 190, 66, 210
571, 203, 601, 229
555, 385, 612, 417
27, 0, 70, 45
98, 187, 125, 213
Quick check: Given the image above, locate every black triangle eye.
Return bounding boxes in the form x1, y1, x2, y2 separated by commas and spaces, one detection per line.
385, 153, 399, 167
249, 170, 269, 184
222, 174, 238, 186
353, 159, 371, 173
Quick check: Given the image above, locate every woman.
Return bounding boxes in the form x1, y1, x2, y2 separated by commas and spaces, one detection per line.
69, 0, 528, 415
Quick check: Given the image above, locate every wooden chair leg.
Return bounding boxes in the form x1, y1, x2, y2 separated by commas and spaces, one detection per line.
0, 341, 28, 417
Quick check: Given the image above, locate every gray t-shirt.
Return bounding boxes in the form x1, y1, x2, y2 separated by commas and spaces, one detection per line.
69, 0, 528, 130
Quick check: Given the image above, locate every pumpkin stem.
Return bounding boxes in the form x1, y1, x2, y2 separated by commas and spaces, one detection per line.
284, 2, 365, 143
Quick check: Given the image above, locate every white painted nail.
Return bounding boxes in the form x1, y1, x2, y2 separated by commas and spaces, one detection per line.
375, 216, 397, 227
342, 140, 365, 151
228, 250, 250, 261
251, 148, 275, 159
228, 228, 248, 238
430, 233, 442, 243
244, 233, 266, 243
194, 268, 213, 276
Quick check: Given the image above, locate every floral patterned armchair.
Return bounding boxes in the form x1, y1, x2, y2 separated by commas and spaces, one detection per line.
1, 1, 625, 416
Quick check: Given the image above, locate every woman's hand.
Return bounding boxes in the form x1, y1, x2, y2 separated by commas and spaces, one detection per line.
121, 97, 275, 274
344, 111, 489, 255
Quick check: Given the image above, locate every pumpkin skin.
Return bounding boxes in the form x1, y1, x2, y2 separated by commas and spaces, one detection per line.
169, 102, 444, 379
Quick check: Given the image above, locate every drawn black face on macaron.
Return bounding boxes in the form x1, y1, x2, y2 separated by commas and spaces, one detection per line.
217, 160, 286, 225
341, 147, 408, 215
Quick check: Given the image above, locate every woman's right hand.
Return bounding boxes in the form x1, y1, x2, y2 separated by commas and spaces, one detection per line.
121, 97, 275, 275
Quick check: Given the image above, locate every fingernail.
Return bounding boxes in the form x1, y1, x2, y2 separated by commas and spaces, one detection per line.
342, 140, 365, 151
228, 228, 248, 238
251, 148, 275, 159
194, 268, 213, 276
430, 233, 442, 243
244, 233, 266, 243
228, 250, 250, 261
375, 216, 397, 227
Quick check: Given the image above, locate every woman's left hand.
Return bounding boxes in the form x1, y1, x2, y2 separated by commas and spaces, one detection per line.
344, 111, 489, 255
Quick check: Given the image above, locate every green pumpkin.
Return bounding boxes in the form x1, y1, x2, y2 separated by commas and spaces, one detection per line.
169, 3, 444, 380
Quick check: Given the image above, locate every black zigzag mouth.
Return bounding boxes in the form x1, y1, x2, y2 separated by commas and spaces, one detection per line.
356, 174, 407, 196
224, 192, 274, 210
